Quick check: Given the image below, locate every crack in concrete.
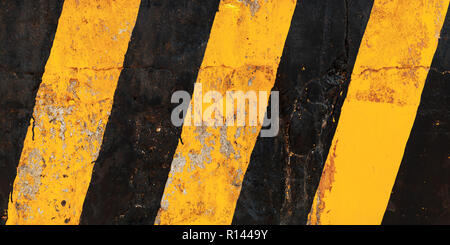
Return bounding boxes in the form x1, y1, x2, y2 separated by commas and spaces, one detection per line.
356, 65, 432, 77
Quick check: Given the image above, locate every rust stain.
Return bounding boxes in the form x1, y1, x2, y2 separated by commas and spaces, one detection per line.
308, 140, 338, 225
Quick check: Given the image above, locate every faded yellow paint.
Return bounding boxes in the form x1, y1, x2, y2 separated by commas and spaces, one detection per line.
6, 0, 140, 225
155, 0, 297, 225
308, 0, 449, 225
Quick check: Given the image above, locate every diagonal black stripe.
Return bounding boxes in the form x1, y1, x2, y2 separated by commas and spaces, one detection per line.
232, 0, 374, 225
382, 6, 450, 225
80, 0, 220, 225
0, 0, 64, 225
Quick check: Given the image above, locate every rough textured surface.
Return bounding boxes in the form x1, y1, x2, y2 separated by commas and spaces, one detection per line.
80, 0, 220, 225
0, 0, 64, 225
0, 0, 448, 225
233, 0, 374, 225
307, 0, 449, 225
6, 0, 141, 225
383, 9, 450, 225
155, 0, 297, 225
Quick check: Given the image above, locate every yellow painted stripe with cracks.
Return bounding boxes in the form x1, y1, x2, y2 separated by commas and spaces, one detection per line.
6, 0, 140, 225
155, 0, 297, 225
308, 0, 449, 225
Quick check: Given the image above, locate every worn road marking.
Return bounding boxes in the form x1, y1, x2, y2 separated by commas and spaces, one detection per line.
6, 0, 141, 225
308, 0, 449, 225
155, 0, 297, 225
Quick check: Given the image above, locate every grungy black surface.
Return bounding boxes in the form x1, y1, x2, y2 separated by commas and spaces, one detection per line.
0, 0, 448, 225
80, 0, 221, 224
232, 0, 374, 225
0, 0, 64, 225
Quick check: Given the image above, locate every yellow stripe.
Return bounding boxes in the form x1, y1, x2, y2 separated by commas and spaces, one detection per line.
6, 0, 140, 225
308, 0, 449, 225
155, 0, 296, 225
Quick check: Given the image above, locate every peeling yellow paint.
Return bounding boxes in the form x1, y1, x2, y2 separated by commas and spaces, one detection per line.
308, 0, 449, 225
155, 0, 297, 225
6, 0, 141, 225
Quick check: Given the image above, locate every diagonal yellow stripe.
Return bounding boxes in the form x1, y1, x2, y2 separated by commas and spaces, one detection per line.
155, 0, 297, 225
307, 0, 449, 225
6, 0, 141, 225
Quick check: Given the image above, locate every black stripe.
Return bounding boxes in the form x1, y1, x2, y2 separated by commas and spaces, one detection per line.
382, 6, 450, 225
80, 0, 220, 225
0, 0, 64, 225
232, 0, 374, 225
